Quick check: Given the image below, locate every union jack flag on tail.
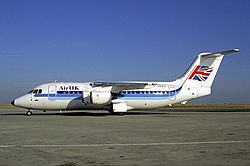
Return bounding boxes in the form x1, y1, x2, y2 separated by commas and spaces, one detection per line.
188, 65, 213, 81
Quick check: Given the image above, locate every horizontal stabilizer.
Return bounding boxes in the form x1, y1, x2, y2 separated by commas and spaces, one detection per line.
201, 49, 240, 58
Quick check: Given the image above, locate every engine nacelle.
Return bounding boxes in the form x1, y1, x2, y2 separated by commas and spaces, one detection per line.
91, 91, 112, 104
82, 91, 112, 105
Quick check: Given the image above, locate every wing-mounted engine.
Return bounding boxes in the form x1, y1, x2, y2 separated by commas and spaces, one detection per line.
91, 91, 112, 104
82, 91, 112, 105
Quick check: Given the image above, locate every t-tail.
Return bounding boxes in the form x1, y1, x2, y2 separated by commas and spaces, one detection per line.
177, 49, 240, 99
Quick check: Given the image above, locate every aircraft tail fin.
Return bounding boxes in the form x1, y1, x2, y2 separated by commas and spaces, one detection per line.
178, 49, 239, 88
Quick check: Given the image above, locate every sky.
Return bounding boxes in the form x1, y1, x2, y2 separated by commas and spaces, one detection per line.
0, 0, 249, 104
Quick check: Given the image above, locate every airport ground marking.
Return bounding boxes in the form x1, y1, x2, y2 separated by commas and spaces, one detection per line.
0, 140, 250, 148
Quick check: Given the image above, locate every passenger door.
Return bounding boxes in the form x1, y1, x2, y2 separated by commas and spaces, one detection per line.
48, 84, 57, 101
169, 85, 176, 101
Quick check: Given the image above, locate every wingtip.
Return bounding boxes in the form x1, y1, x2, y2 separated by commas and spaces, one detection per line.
233, 48, 240, 52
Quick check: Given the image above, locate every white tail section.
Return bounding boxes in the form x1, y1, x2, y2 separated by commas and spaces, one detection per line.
179, 49, 239, 88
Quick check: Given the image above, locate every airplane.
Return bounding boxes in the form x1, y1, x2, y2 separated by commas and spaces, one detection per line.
11, 49, 240, 116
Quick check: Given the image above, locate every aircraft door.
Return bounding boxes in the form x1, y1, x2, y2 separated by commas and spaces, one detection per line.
169, 85, 176, 101
48, 84, 57, 101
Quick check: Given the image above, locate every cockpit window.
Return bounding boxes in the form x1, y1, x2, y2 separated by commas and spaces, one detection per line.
28, 90, 34, 94
33, 89, 38, 94
32, 89, 42, 94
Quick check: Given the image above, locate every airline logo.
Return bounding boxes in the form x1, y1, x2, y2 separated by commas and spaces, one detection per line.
188, 65, 213, 81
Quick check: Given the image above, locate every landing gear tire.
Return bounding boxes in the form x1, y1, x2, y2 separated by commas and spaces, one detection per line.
26, 110, 32, 116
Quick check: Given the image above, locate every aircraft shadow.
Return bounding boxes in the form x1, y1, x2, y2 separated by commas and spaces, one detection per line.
59, 111, 169, 116
0, 111, 169, 117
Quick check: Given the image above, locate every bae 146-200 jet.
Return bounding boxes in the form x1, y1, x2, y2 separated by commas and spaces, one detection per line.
11, 49, 239, 116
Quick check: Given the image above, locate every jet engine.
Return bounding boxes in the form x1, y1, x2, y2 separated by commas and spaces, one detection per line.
82, 91, 112, 105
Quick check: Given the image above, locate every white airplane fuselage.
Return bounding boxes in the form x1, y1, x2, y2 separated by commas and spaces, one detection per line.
11, 49, 239, 115
12, 81, 209, 111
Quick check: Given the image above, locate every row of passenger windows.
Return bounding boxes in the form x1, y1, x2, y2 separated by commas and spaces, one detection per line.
120, 91, 174, 95
28, 90, 173, 95
28, 89, 42, 94
57, 91, 82, 94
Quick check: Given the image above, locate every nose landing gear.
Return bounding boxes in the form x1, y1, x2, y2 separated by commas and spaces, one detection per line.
26, 110, 33, 116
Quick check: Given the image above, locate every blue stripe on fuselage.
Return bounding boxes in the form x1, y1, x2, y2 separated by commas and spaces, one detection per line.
33, 86, 182, 101
34, 93, 82, 100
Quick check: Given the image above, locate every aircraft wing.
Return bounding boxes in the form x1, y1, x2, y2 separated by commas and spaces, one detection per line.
93, 81, 149, 93
93, 81, 148, 86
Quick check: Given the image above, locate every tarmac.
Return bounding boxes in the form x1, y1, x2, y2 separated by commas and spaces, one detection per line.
0, 107, 250, 166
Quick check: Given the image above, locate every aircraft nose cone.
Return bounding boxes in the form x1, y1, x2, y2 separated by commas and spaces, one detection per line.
11, 100, 15, 106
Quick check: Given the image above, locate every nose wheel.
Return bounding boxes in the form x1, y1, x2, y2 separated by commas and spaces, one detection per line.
26, 110, 33, 116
